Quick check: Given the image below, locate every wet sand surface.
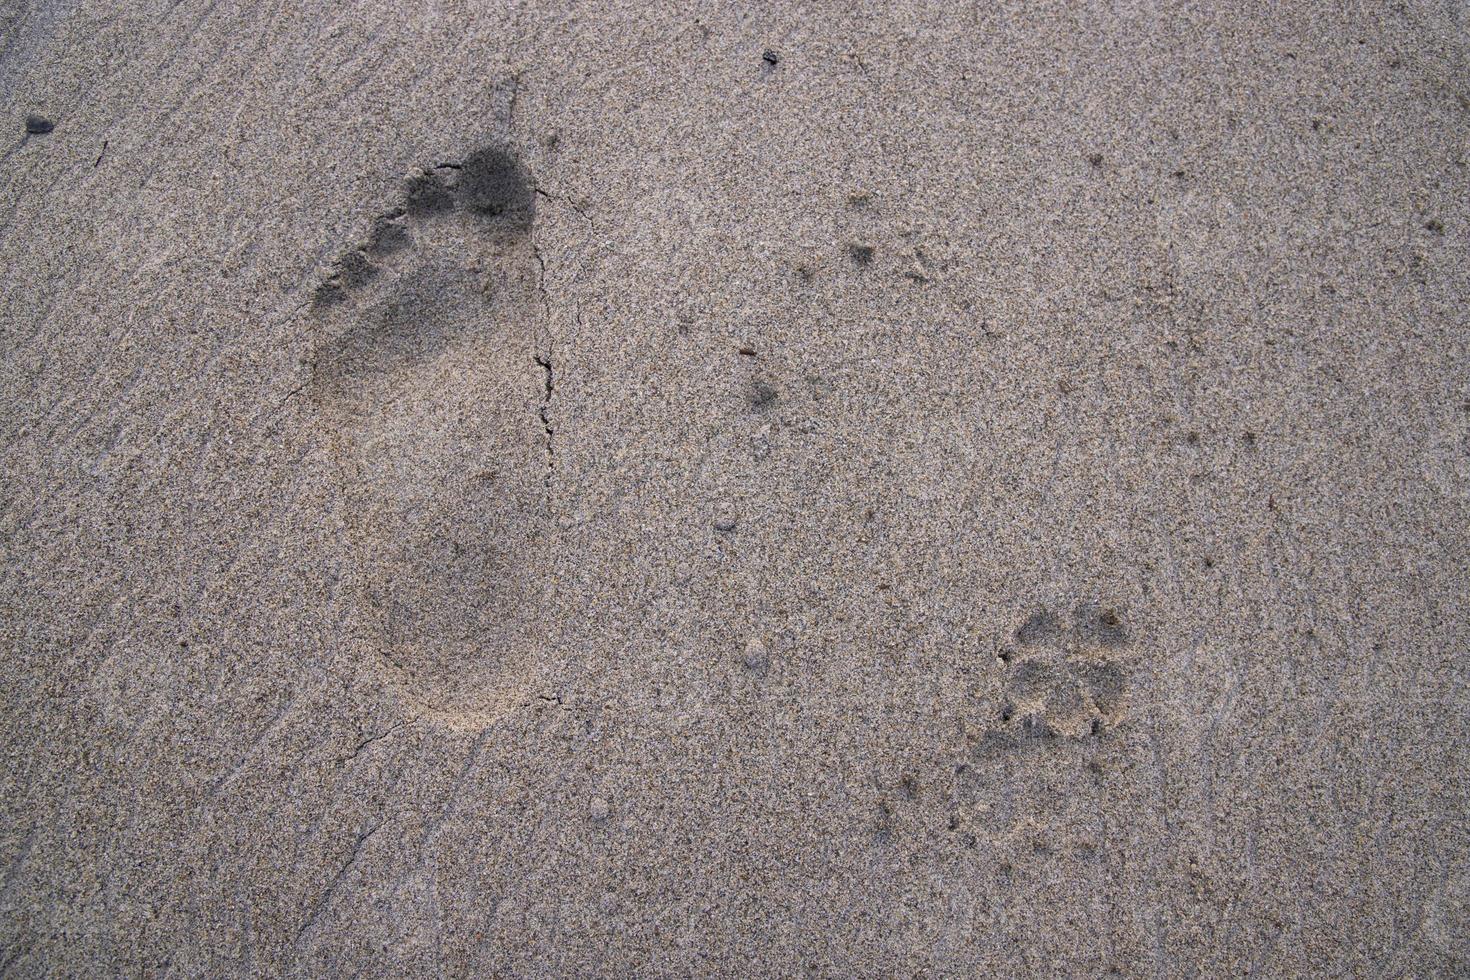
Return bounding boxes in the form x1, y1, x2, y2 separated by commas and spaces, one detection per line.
2, 2, 1468, 975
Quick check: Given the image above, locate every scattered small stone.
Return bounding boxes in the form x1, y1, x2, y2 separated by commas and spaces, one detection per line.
1425, 219, 1444, 234
589, 796, 610, 822
713, 501, 738, 532
762, 49, 781, 67
848, 242, 875, 266
737, 344, 757, 357
24, 114, 53, 135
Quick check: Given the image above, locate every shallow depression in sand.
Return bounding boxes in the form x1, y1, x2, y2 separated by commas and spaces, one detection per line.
308, 148, 551, 726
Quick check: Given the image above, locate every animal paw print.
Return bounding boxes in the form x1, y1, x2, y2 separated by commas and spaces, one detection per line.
997, 602, 1130, 740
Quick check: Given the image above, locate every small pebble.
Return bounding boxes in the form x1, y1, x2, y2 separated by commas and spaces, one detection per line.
713, 501, 738, 532
589, 796, 610, 822
751, 424, 773, 461
743, 637, 770, 672
24, 114, 54, 135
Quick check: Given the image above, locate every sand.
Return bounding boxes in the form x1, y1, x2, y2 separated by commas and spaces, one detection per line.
2, 1, 1468, 975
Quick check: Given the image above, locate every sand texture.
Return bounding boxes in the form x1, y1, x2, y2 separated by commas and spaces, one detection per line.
2, 1, 1468, 975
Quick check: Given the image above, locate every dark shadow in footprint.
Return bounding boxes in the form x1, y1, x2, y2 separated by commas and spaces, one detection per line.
459, 147, 535, 221
1016, 608, 1063, 646
1072, 601, 1129, 649
308, 144, 548, 728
